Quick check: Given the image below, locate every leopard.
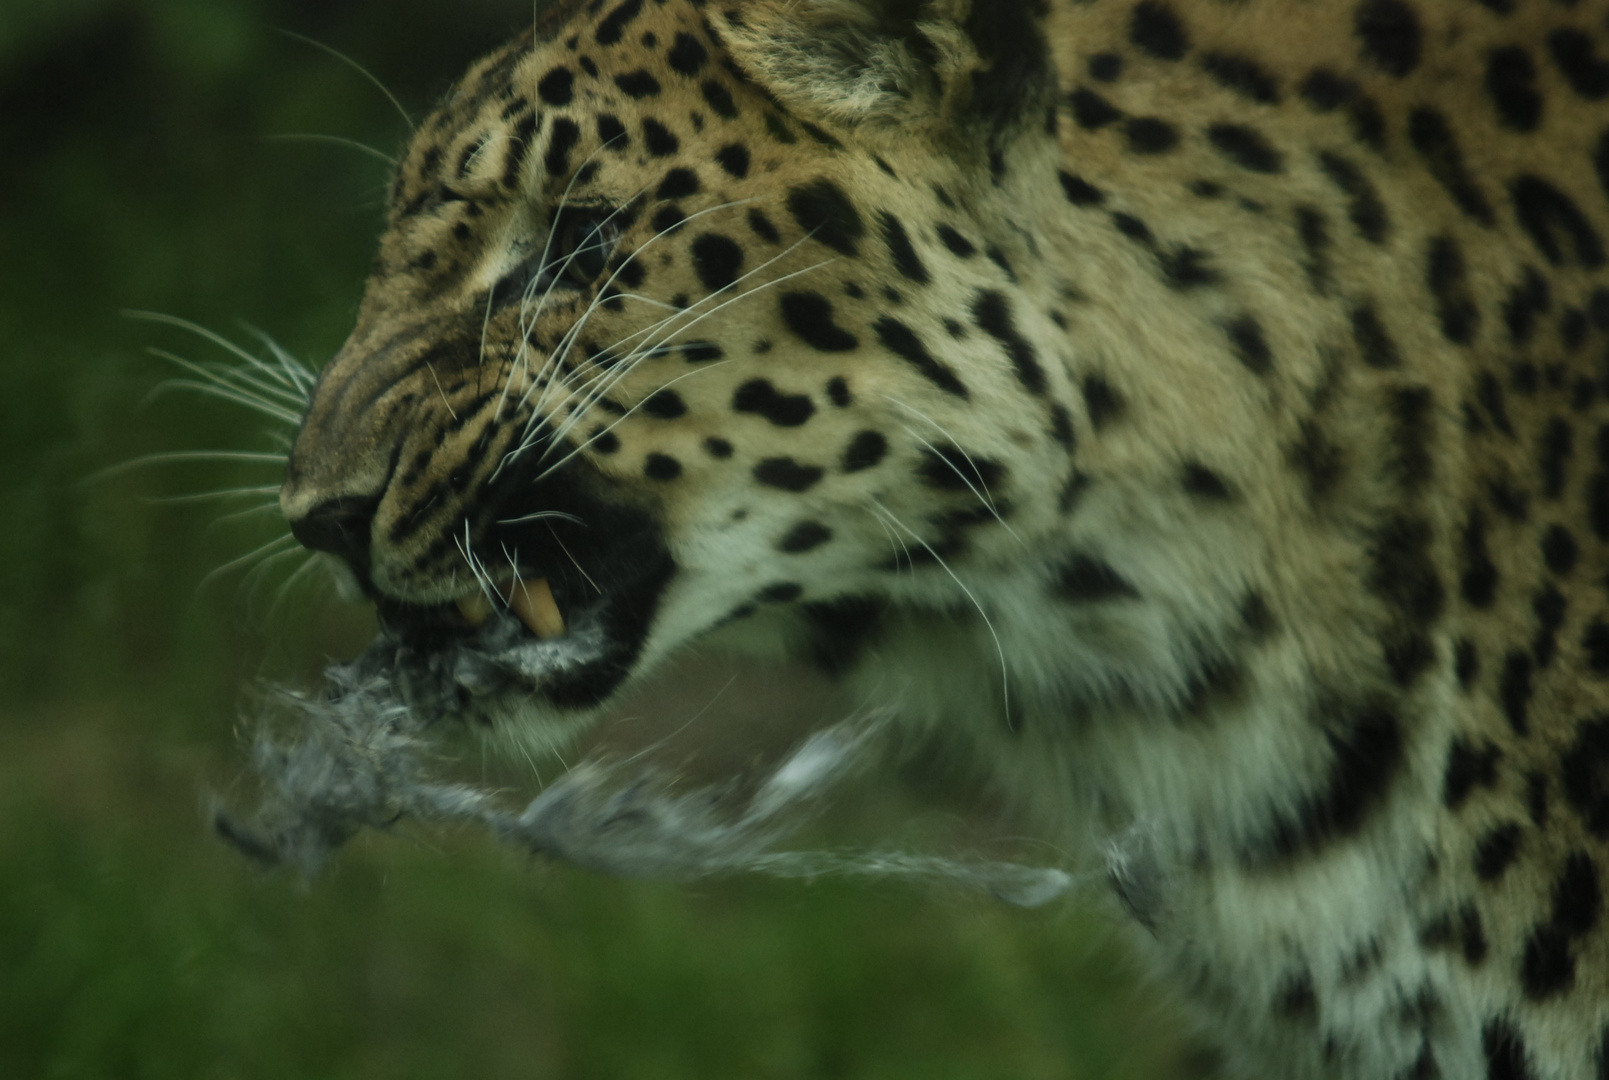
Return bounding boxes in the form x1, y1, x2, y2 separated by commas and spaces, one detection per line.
272, 0, 1609, 1074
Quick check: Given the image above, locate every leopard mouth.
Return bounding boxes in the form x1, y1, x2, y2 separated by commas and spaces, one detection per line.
361, 530, 676, 722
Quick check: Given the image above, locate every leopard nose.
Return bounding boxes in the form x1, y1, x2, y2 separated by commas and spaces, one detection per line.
287, 495, 379, 566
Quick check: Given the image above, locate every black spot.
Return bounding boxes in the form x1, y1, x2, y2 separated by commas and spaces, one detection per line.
651, 205, 685, 235
1455, 638, 1480, 688
973, 291, 1047, 394
788, 180, 864, 256
594, 0, 644, 45
1159, 246, 1217, 289
1069, 88, 1123, 130
682, 341, 723, 363
1316, 151, 1390, 243
1563, 716, 1609, 836
589, 428, 621, 454
1511, 175, 1606, 268
1225, 315, 1273, 375
1200, 53, 1279, 103
917, 444, 1007, 494
1461, 511, 1498, 608
1059, 172, 1105, 206
879, 212, 930, 284
701, 79, 738, 119
747, 208, 779, 244
1088, 52, 1123, 81
779, 521, 832, 553
826, 377, 851, 408
1550, 852, 1601, 936
1054, 554, 1139, 601
757, 582, 802, 603
656, 168, 700, 200
1521, 925, 1575, 1000
1461, 905, 1489, 965
1540, 416, 1573, 499
937, 225, 976, 258
1485, 47, 1542, 132
1409, 109, 1496, 225
1082, 375, 1125, 428
1474, 822, 1523, 880
1444, 738, 1501, 809
1259, 701, 1403, 861
779, 292, 858, 352
641, 389, 686, 419
1355, 0, 1421, 77
1548, 29, 1609, 100
1482, 1018, 1533, 1080
1561, 307, 1589, 351
873, 318, 969, 399
1500, 651, 1532, 735
753, 457, 823, 492
1130, 0, 1189, 60
1296, 206, 1333, 294
842, 430, 888, 473
1273, 970, 1318, 1021
1124, 117, 1179, 153
1526, 772, 1549, 827
1049, 404, 1076, 450
596, 114, 628, 147
1370, 515, 1445, 624
1426, 236, 1480, 345
703, 436, 733, 459
733, 379, 814, 427
537, 67, 575, 106
1111, 212, 1153, 244
614, 69, 661, 98
704, 144, 748, 181
1585, 620, 1609, 674
1542, 524, 1578, 574
762, 111, 796, 144
1351, 302, 1402, 369
1503, 267, 1551, 344
642, 118, 679, 156
1182, 462, 1232, 499
1531, 585, 1557, 672
667, 32, 708, 75
644, 452, 682, 480
691, 233, 743, 293
1207, 123, 1283, 173
1388, 385, 1434, 493
544, 118, 581, 177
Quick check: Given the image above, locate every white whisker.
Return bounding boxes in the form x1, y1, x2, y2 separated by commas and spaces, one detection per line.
277, 30, 413, 131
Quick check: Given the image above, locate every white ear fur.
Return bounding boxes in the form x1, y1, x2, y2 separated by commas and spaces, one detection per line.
712, 0, 1001, 133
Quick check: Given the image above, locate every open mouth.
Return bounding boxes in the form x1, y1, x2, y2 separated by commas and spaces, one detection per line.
363, 525, 675, 722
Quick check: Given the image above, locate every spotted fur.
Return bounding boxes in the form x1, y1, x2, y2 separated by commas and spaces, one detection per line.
281, 0, 1609, 1074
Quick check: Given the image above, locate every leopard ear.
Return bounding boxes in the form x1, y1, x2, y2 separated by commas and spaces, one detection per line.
711, 0, 1052, 139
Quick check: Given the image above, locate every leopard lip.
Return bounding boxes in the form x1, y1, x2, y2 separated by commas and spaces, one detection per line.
455, 576, 567, 640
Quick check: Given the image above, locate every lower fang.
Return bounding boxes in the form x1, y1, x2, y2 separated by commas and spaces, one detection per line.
456, 592, 493, 627
509, 577, 565, 640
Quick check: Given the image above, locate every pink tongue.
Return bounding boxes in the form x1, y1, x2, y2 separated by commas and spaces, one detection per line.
454, 577, 566, 639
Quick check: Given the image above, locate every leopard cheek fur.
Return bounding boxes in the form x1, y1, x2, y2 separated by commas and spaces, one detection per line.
277, 0, 1609, 1075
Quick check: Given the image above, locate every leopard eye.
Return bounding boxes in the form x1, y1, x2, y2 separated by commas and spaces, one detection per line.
554, 208, 620, 286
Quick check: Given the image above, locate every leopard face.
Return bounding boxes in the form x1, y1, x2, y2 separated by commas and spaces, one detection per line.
282, 0, 1073, 730
280, 0, 1609, 1075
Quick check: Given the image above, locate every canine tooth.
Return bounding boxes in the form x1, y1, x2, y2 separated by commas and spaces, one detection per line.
509, 577, 565, 640
456, 592, 493, 627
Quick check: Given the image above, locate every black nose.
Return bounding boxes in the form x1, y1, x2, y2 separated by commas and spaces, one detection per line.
288, 495, 378, 566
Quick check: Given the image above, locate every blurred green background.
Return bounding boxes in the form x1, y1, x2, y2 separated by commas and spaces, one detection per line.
0, 3, 1205, 1076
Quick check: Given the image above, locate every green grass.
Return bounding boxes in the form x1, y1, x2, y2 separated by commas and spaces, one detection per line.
0, 4, 1200, 1076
